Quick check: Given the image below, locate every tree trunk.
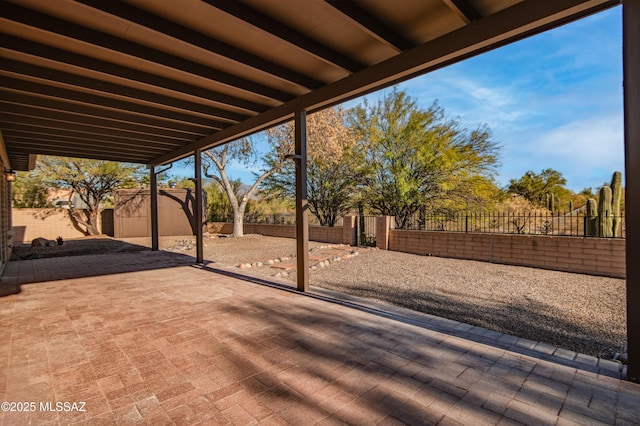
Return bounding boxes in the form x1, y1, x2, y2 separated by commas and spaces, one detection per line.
67, 208, 101, 236
231, 210, 244, 237
86, 209, 101, 235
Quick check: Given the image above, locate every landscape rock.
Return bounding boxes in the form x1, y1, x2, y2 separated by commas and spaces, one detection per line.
31, 237, 55, 247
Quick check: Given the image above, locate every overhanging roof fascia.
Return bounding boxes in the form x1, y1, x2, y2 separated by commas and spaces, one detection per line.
151, 0, 619, 166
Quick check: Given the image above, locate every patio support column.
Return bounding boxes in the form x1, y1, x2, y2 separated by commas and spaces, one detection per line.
294, 110, 309, 292
624, 0, 640, 383
194, 149, 204, 264
149, 165, 159, 251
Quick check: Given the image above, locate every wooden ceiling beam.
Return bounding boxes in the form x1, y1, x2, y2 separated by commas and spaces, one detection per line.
5, 138, 154, 163
202, 0, 364, 73
0, 77, 228, 129
3, 133, 171, 159
0, 122, 185, 149
1, 1, 293, 102
1, 35, 268, 113
0, 93, 208, 136
326, 1, 415, 51
0, 104, 198, 141
0, 58, 248, 123
76, 0, 323, 90
441, 0, 483, 24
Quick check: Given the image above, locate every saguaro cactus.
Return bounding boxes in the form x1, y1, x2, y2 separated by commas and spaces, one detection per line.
585, 198, 597, 237
610, 171, 623, 237
598, 186, 613, 238
545, 193, 555, 212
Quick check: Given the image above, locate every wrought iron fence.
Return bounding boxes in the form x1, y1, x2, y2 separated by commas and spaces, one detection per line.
401, 211, 625, 238
356, 215, 377, 246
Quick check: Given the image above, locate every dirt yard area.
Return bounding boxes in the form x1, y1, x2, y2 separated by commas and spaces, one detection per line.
11, 234, 627, 359
11, 236, 148, 260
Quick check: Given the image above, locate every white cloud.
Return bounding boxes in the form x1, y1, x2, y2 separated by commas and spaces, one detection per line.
399, 71, 530, 129
500, 114, 624, 191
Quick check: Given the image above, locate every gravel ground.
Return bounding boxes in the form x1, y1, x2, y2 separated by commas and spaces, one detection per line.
120, 234, 325, 265
15, 234, 626, 359
308, 249, 626, 359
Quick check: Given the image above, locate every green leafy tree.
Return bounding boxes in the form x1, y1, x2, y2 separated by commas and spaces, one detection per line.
35, 156, 144, 235
263, 107, 362, 226
206, 182, 231, 222
166, 176, 195, 189
205, 180, 252, 222
12, 172, 49, 208
507, 168, 569, 209
568, 187, 595, 211
351, 88, 500, 228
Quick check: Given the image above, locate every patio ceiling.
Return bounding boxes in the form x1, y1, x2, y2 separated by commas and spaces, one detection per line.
0, 0, 619, 170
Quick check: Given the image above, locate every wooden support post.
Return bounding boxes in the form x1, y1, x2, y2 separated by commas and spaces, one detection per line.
624, 0, 640, 383
295, 110, 309, 292
195, 149, 204, 264
150, 165, 159, 251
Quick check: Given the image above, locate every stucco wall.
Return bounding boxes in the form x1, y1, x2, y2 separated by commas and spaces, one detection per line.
12, 208, 89, 244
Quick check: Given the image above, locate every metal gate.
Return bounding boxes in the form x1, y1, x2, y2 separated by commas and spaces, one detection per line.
356, 216, 377, 246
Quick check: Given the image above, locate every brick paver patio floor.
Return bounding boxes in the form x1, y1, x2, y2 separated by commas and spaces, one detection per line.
1, 250, 638, 425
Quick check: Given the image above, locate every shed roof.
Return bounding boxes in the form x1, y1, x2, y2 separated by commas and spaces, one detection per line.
0, 0, 619, 170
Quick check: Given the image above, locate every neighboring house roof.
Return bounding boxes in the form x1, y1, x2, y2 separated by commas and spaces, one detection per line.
47, 189, 91, 210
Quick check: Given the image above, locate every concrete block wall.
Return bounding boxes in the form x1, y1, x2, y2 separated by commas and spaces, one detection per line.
343, 215, 357, 246
243, 224, 296, 239
208, 222, 346, 244
388, 230, 626, 278
309, 226, 344, 244
375, 216, 394, 250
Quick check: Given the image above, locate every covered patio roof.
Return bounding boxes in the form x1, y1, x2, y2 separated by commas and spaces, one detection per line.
0, 0, 619, 170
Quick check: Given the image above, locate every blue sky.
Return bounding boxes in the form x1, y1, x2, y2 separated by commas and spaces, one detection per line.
177, 6, 624, 193
392, 5, 623, 192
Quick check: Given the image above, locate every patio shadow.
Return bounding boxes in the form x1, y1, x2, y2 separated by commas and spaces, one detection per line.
0, 246, 196, 297
196, 264, 627, 380
11, 237, 149, 260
